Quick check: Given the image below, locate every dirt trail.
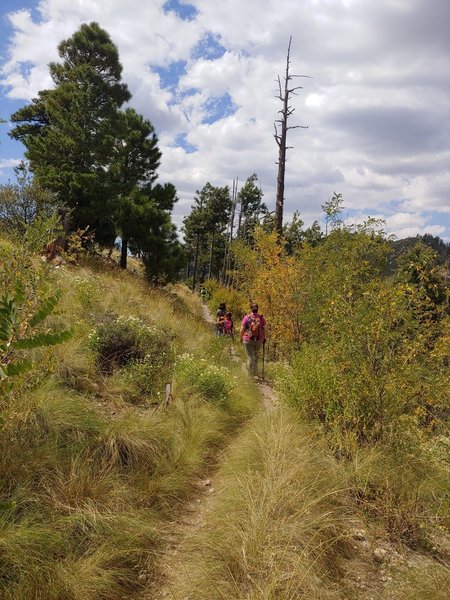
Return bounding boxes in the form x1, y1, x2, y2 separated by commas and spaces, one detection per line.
151, 474, 217, 599
150, 303, 449, 600
152, 385, 274, 599
201, 302, 215, 324
150, 304, 274, 599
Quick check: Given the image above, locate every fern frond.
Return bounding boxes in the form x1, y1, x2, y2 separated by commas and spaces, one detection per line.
14, 329, 73, 350
0, 296, 17, 343
4, 359, 33, 376
29, 290, 63, 327
14, 281, 25, 304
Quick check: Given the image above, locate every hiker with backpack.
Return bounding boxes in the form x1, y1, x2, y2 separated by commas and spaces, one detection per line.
240, 303, 266, 378
216, 302, 227, 336
200, 286, 207, 305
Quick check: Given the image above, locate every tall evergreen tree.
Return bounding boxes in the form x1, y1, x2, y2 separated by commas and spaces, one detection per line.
123, 185, 185, 281
9, 22, 131, 244
236, 173, 267, 244
112, 108, 162, 268
182, 183, 231, 289
283, 211, 304, 255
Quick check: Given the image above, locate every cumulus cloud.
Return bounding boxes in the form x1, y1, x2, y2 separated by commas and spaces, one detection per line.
0, 0, 449, 239
0, 158, 21, 176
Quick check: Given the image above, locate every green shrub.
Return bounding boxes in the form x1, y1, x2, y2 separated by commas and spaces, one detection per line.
277, 280, 449, 451
206, 282, 247, 321
174, 353, 235, 403
72, 275, 101, 311
88, 315, 172, 379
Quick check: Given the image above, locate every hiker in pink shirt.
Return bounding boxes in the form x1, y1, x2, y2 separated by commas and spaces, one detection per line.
240, 303, 266, 378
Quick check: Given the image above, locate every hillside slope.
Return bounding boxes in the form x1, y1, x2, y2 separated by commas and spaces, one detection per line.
1, 238, 448, 599
0, 245, 258, 600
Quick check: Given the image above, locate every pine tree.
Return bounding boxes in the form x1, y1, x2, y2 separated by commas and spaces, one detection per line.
9, 22, 131, 244
182, 183, 231, 288
111, 108, 162, 268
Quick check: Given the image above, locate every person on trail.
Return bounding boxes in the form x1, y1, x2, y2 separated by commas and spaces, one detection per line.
200, 286, 207, 305
223, 312, 234, 338
240, 303, 266, 378
216, 302, 227, 336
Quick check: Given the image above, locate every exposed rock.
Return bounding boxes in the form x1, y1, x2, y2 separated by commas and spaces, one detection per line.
352, 528, 367, 541
373, 547, 388, 562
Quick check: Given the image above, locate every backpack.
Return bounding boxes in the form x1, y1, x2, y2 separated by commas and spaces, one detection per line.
223, 319, 233, 335
246, 314, 262, 341
216, 313, 226, 331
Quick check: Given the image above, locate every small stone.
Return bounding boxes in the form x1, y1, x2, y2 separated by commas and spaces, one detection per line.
352, 529, 366, 541
203, 479, 212, 487
373, 547, 388, 562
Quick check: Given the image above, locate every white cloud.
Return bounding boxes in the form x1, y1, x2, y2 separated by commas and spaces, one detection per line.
0, 0, 449, 240
0, 158, 21, 173
389, 223, 446, 240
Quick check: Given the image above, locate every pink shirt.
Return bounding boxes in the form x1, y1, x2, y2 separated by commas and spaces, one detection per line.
241, 313, 266, 343
223, 318, 233, 334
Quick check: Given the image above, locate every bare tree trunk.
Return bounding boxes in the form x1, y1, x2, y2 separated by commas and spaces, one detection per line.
222, 177, 238, 284
185, 253, 191, 279
191, 235, 200, 291
208, 231, 215, 279
274, 36, 308, 238
120, 237, 128, 269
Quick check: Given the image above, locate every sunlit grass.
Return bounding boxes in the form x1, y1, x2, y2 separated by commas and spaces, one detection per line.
169, 406, 352, 599
395, 564, 450, 599
0, 254, 257, 599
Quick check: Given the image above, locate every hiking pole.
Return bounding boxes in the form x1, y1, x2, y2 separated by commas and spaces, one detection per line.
262, 340, 265, 382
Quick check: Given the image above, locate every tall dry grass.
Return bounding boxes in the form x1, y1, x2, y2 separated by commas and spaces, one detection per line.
168, 406, 353, 600
0, 254, 257, 599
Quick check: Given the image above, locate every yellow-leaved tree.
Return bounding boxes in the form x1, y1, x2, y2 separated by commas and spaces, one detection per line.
232, 227, 307, 355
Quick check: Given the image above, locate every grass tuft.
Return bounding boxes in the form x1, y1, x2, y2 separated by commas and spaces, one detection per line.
169, 407, 352, 599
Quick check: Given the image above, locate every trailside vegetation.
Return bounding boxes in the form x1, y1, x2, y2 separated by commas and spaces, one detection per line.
182, 174, 268, 289
0, 218, 257, 599
208, 212, 449, 553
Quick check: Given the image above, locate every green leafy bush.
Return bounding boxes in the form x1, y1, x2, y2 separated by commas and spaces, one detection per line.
0, 225, 65, 397
72, 275, 101, 311
174, 353, 235, 403
89, 315, 172, 392
0, 272, 72, 395
278, 279, 449, 451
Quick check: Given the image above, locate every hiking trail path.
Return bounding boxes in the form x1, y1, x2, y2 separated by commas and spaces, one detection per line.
150, 304, 275, 599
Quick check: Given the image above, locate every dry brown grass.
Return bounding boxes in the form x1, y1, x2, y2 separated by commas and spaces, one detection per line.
166, 407, 353, 600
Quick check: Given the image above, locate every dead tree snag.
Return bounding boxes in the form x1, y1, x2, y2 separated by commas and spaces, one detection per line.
274, 36, 309, 238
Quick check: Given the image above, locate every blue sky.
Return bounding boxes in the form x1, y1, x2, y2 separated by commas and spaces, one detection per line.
1, 0, 449, 240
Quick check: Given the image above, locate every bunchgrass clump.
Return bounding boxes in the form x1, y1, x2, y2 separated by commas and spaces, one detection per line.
174, 353, 236, 404
168, 407, 352, 600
